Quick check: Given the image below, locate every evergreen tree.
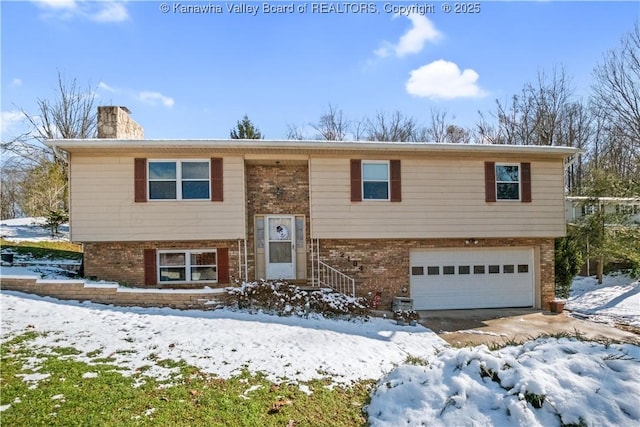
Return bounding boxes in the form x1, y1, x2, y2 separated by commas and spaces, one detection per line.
230, 115, 263, 139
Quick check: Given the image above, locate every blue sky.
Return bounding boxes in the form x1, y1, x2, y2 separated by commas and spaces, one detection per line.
1, 0, 639, 140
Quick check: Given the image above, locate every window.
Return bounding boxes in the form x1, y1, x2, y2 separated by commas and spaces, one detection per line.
443, 266, 455, 275
474, 265, 485, 274
503, 264, 515, 274
148, 160, 210, 200
427, 266, 440, 275
458, 265, 470, 275
411, 266, 424, 276
362, 161, 389, 200
495, 164, 520, 200
488, 265, 500, 274
158, 250, 217, 283
518, 264, 529, 273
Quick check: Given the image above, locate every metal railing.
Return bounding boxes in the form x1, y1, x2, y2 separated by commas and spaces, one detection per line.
316, 260, 356, 297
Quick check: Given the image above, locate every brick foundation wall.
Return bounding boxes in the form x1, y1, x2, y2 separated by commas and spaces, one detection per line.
245, 162, 310, 281
83, 240, 241, 287
318, 237, 556, 310
0, 276, 230, 310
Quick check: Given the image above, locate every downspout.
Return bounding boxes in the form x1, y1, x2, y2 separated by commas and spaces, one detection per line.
308, 156, 314, 285
242, 156, 249, 283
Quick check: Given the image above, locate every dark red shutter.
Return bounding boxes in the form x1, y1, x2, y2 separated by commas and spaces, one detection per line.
521, 162, 532, 203
143, 249, 157, 286
134, 158, 147, 202
211, 158, 223, 202
390, 160, 401, 202
217, 247, 229, 284
350, 159, 362, 202
485, 161, 496, 202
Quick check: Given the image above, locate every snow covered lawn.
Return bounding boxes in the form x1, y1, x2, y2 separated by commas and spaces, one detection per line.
0, 217, 69, 242
2, 290, 639, 426
1, 217, 639, 425
568, 274, 640, 328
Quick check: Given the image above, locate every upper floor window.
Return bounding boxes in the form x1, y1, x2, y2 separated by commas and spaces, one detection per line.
148, 160, 210, 200
495, 164, 520, 201
362, 161, 390, 200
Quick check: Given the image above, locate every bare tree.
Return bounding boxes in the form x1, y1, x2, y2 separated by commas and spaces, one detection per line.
425, 108, 447, 142
312, 104, 350, 141
0, 72, 97, 219
591, 23, 640, 147
365, 110, 420, 142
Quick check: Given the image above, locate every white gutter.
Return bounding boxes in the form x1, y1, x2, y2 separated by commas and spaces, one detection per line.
46, 138, 578, 157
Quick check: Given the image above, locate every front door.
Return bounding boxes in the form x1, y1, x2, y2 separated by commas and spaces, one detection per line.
265, 215, 296, 280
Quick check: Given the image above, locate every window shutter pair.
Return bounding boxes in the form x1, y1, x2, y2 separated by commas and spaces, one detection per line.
143, 248, 229, 285
484, 161, 531, 203
350, 159, 401, 202
134, 158, 223, 202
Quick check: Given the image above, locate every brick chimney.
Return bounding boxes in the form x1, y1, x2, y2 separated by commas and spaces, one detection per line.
97, 106, 144, 139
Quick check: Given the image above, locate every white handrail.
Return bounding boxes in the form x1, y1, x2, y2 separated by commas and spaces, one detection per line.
317, 260, 356, 297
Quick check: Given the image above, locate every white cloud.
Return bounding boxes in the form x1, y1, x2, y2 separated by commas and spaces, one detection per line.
32, 0, 129, 23
138, 91, 175, 108
406, 59, 487, 99
98, 81, 116, 92
376, 14, 442, 58
90, 2, 129, 23
1, 111, 25, 135
34, 0, 78, 10
96, 82, 174, 108
11, 78, 23, 88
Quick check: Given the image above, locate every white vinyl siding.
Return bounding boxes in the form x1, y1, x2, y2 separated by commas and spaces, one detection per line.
69, 156, 245, 241
310, 157, 566, 239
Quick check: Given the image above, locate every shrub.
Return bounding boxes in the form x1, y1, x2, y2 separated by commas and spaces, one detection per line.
226, 280, 370, 319
555, 234, 582, 299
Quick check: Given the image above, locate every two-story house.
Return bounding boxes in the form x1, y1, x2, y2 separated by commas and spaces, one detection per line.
48, 106, 577, 310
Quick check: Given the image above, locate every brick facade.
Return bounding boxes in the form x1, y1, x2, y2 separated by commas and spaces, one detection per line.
0, 276, 231, 310
83, 240, 241, 287
318, 237, 555, 310
245, 162, 310, 281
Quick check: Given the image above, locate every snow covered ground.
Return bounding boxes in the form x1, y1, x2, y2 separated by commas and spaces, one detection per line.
568, 274, 640, 328
0, 217, 69, 242
1, 218, 639, 425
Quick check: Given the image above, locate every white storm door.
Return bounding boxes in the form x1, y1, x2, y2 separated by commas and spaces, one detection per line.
265, 216, 296, 280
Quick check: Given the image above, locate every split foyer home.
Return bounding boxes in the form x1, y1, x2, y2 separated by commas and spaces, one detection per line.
48, 106, 577, 310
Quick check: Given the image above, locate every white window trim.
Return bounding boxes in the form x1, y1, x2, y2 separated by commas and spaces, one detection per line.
148, 159, 211, 201
157, 249, 218, 284
495, 163, 521, 202
362, 160, 390, 201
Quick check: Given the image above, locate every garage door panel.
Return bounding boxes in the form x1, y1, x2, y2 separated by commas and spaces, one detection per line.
410, 248, 534, 310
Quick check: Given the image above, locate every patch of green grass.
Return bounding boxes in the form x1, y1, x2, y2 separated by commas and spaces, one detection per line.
1, 332, 373, 426
404, 354, 429, 366
0, 239, 82, 261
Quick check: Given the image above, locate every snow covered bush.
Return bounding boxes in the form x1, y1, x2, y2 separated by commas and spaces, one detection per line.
226, 280, 369, 318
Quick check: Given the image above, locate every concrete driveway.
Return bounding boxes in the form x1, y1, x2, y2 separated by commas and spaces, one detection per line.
418, 308, 640, 347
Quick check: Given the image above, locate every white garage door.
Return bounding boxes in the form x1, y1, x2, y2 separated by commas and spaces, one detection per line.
410, 248, 534, 310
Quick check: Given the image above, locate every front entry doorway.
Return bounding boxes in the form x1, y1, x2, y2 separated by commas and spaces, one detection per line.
265, 215, 296, 280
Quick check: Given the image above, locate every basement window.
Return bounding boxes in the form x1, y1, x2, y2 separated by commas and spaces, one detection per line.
158, 250, 217, 283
